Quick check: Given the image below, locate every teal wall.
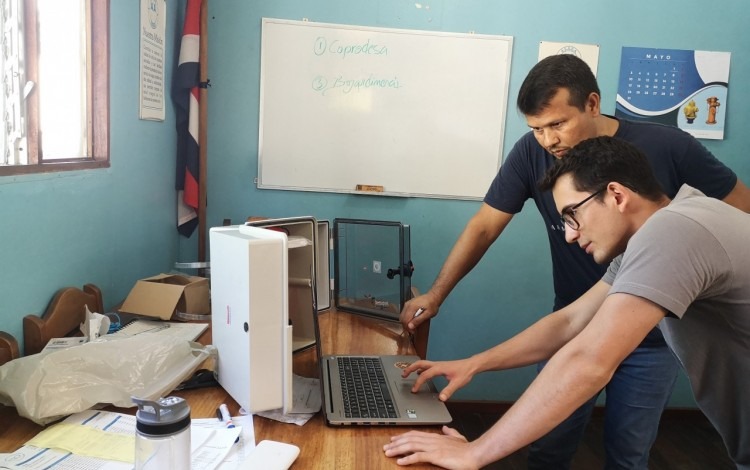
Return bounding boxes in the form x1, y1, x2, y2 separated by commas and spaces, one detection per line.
0, 3, 181, 348
2, 1, 748, 408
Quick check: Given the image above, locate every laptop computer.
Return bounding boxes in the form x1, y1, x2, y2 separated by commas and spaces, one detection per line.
320, 351, 453, 426
300, 279, 452, 426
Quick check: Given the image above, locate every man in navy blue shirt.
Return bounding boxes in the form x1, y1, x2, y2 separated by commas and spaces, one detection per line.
400, 54, 750, 469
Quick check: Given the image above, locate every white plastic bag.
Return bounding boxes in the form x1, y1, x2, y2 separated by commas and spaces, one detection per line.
0, 334, 215, 425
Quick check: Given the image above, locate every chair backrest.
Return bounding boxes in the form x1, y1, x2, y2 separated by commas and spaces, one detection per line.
23, 284, 103, 356
0, 331, 20, 365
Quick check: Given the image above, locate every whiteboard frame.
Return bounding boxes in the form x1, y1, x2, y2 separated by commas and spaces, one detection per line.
257, 18, 514, 200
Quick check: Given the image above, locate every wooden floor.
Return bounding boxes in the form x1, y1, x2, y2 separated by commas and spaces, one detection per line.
448, 405, 734, 469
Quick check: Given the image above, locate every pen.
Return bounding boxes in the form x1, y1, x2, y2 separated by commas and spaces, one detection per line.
217, 403, 235, 429
412, 307, 425, 320
218, 403, 240, 443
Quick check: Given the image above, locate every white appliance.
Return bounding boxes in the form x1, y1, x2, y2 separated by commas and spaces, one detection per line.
209, 225, 292, 414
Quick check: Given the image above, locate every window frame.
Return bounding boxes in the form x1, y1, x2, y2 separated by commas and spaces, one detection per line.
0, 0, 109, 176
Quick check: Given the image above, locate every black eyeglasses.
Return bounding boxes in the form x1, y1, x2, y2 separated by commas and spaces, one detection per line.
560, 188, 605, 230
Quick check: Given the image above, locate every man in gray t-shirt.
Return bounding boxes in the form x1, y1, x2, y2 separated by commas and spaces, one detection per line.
384, 136, 750, 469
602, 183, 750, 465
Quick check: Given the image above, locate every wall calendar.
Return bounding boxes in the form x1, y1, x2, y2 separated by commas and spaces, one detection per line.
615, 47, 730, 140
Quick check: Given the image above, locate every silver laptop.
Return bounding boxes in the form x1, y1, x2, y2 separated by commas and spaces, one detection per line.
320, 352, 453, 426
304, 287, 452, 426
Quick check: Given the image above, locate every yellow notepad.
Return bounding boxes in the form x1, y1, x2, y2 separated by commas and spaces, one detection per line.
27, 423, 135, 463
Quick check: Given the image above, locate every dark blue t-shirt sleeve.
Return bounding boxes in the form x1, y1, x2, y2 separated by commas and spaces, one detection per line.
616, 120, 737, 200
484, 134, 540, 214
674, 132, 737, 200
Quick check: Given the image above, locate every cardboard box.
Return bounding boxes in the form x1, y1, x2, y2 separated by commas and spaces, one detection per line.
120, 273, 210, 320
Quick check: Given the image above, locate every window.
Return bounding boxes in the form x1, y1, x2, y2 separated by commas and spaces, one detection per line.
1, 0, 108, 176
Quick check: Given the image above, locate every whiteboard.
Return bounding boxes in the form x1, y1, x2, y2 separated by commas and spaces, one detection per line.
258, 18, 513, 199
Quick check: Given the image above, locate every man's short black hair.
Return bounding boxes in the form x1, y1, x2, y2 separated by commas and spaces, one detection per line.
539, 136, 665, 202
517, 54, 600, 116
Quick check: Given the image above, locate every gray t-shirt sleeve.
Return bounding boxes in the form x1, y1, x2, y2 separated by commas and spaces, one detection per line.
606, 210, 730, 318
602, 256, 620, 286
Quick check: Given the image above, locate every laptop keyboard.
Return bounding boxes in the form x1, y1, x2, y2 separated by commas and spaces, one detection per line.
338, 357, 398, 419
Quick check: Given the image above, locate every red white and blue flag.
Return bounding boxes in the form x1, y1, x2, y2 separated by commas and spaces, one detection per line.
173, 0, 202, 237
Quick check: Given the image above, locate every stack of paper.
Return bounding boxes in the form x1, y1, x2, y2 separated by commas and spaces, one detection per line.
109, 319, 208, 342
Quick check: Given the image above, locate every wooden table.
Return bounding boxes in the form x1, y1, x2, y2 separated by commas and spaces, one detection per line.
0, 309, 443, 469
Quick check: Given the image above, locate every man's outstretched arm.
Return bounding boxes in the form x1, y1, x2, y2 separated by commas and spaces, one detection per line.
400, 203, 513, 331
386, 293, 668, 468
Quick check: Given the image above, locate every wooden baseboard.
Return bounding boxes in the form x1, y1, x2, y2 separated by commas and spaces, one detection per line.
445, 400, 705, 419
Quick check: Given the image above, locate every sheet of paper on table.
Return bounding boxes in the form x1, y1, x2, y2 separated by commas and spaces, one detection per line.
192, 414, 257, 469
254, 374, 321, 426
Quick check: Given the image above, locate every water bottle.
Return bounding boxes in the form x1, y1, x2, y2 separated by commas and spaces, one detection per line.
133, 396, 191, 470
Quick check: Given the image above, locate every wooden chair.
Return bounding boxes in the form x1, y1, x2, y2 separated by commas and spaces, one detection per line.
22, 284, 104, 356
0, 331, 20, 365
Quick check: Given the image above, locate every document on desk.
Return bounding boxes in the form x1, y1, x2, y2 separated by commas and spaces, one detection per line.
255, 374, 321, 426
0, 410, 241, 470
192, 414, 256, 469
0, 410, 135, 470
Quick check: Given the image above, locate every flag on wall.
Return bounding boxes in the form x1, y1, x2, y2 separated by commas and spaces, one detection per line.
173, 0, 202, 237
